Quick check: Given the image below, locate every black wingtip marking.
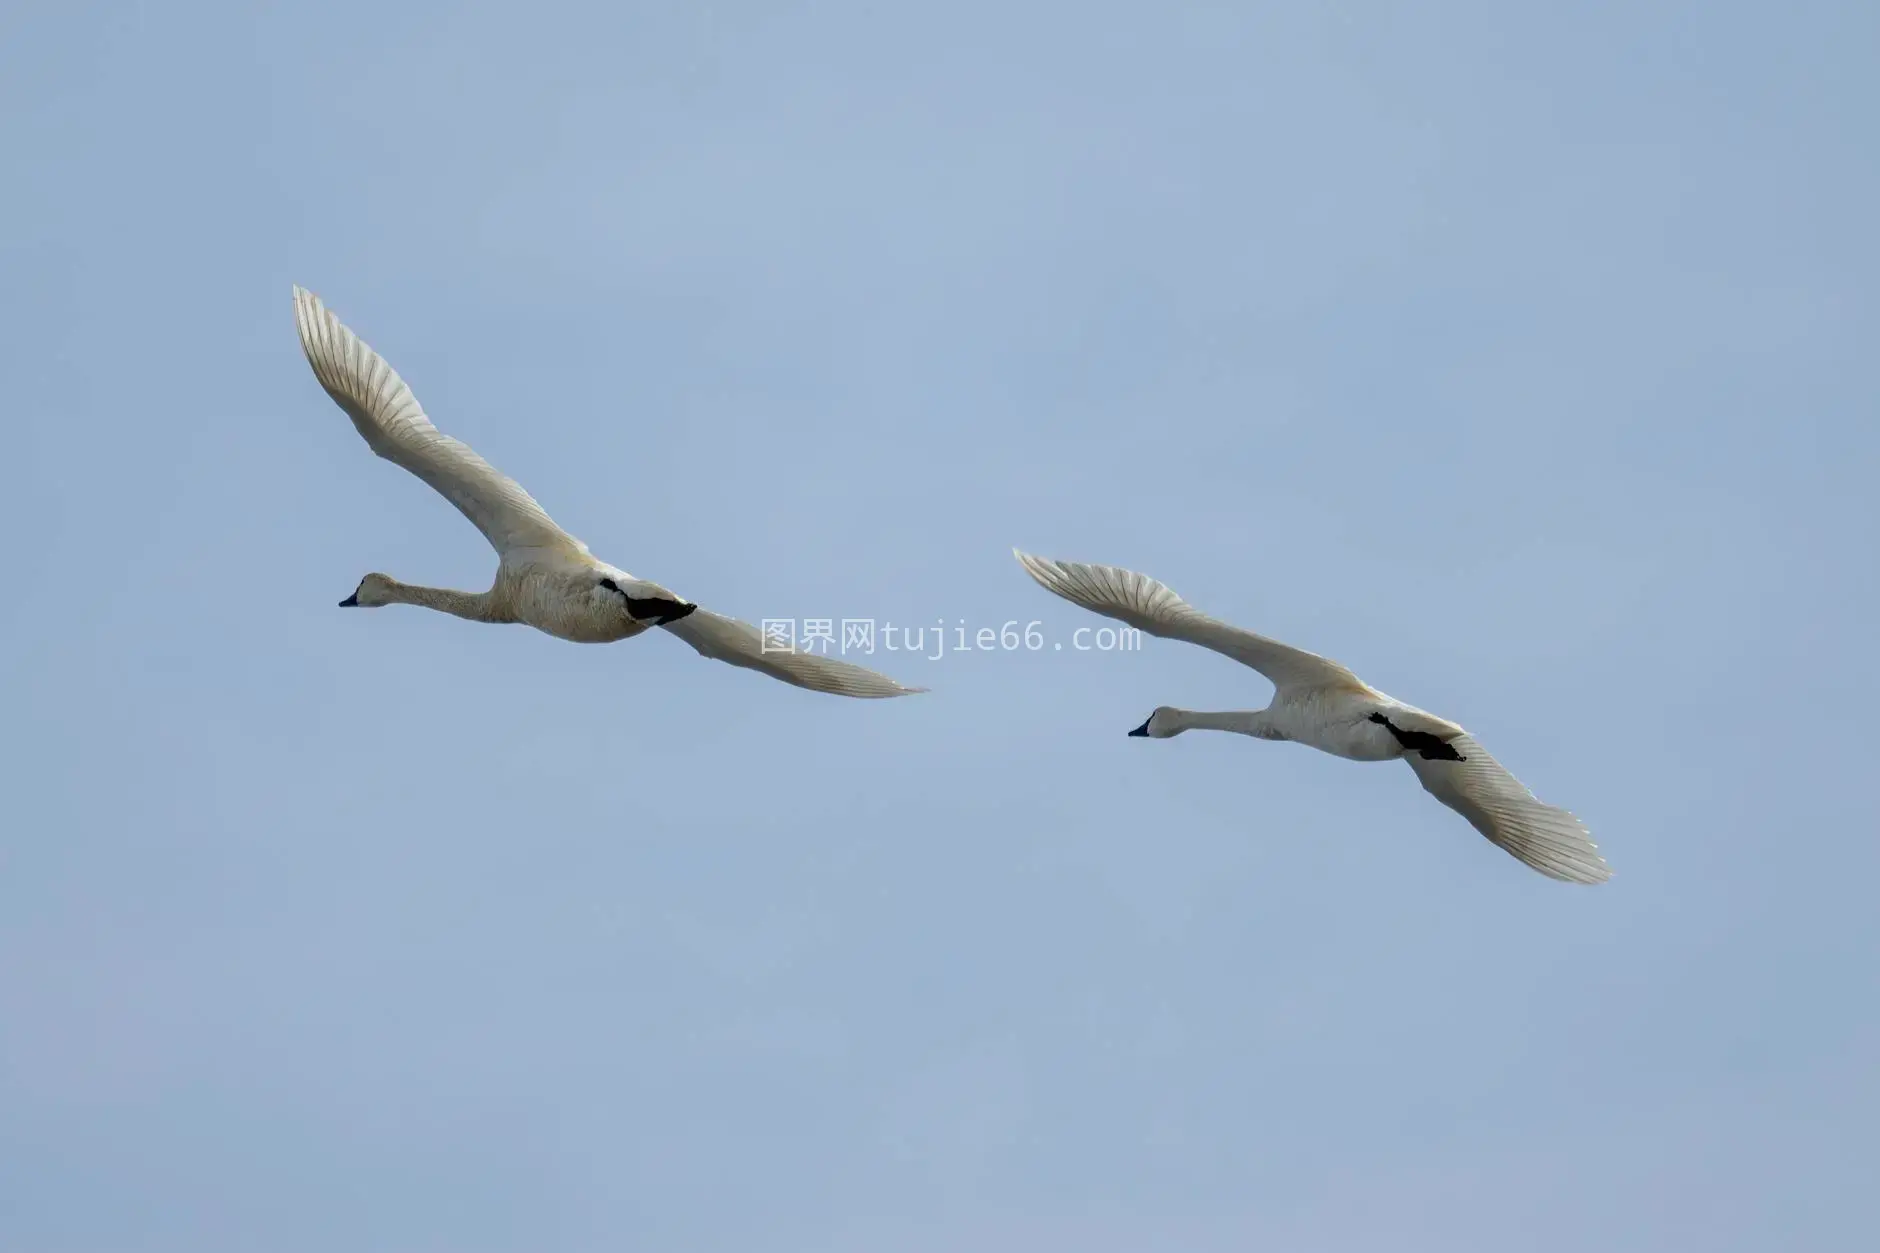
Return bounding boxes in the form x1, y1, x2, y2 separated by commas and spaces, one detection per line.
1370, 711, 1465, 761
626, 596, 696, 624
600, 578, 697, 625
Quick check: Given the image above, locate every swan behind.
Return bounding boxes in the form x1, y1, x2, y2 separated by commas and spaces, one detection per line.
1016, 549, 1610, 884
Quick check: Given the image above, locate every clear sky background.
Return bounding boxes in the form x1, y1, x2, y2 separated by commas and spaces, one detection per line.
3, 2, 1876, 1250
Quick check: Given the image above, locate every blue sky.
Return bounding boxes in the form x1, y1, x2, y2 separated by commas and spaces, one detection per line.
3, 1, 1876, 1249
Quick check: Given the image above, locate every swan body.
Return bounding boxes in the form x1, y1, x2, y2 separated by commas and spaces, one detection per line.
342, 564, 677, 644
293, 286, 924, 698
1015, 550, 1610, 884
1151, 689, 1463, 762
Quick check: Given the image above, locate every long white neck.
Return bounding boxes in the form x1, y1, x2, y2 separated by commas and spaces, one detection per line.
384, 580, 499, 622
1168, 708, 1277, 738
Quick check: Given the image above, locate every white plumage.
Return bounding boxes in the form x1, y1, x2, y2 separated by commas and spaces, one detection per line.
1014, 550, 1610, 884
293, 286, 924, 699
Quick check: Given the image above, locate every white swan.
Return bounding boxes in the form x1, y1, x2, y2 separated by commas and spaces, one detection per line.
291, 286, 924, 698
1014, 550, 1610, 883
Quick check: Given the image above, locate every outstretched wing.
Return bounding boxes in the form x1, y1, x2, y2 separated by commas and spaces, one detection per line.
1013, 549, 1366, 692
293, 286, 584, 557
1405, 735, 1611, 884
662, 609, 928, 698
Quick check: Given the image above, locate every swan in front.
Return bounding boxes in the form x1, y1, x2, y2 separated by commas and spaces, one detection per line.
291, 286, 924, 698
1013, 550, 1610, 883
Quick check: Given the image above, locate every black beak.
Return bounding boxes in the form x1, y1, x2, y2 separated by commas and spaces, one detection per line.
338, 593, 358, 607
1128, 717, 1151, 737
658, 602, 698, 625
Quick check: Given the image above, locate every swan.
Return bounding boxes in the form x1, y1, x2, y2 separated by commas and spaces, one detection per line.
291, 286, 924, 698
1013, 550, 1610, 883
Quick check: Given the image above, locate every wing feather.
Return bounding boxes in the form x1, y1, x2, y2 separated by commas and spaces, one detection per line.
1406, 735, 1611, 884
662, 609, 927, 698
1013, 549, 1365, 691
292, 286, 583, 557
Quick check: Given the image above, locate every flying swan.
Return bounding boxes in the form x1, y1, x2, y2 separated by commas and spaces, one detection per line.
291, 286, 923, 698
1013, 550, 1609, 883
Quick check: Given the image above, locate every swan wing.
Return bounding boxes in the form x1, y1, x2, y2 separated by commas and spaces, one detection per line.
662, 609, 928, 698
293, 286, 584, 558
1013, 550, 1364, 691
1405, 735, 1611, 884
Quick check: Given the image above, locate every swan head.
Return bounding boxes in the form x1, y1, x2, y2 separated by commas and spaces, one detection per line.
1128, 707, 1185, 739
340, 572, 397, 607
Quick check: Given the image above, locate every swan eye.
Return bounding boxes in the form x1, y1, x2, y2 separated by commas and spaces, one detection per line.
598, 578, 619, 593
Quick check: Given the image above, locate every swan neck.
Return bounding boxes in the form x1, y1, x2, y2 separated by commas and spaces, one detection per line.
386, 580, 496, 621
1171, 709, 1270, 736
